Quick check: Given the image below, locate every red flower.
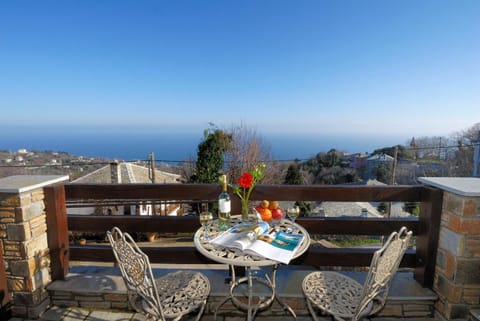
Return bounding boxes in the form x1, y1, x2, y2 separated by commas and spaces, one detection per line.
238, 172, 253, 188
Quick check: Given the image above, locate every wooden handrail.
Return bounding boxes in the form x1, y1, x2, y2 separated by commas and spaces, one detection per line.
67, 215, 418, 234
65, 183, 425, 202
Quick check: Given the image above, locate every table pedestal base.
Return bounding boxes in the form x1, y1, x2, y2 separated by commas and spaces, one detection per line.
214, 265, 296, 321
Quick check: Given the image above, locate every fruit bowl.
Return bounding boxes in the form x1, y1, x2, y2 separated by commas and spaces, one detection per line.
255, 200, 284, 222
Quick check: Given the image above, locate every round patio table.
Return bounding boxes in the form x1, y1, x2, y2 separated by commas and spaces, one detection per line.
194, 216, 310, 321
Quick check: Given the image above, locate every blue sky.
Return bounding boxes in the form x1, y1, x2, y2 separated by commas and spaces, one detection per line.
1, 0, 479, 145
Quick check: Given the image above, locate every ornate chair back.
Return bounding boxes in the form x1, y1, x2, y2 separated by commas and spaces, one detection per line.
353, 226, 412, 320
107, 227, 164, 320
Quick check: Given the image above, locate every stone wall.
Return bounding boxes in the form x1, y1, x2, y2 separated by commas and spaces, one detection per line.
46, 268, 437, 319
0, 175, 68, 318
47, 287, 437, 319
420, 177, 480, 320
47, 288, 438, 320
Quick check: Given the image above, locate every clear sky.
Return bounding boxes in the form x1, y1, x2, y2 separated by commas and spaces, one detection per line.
1, 0, 479, 144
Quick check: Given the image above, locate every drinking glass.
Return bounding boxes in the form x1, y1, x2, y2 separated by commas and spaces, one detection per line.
286, 206, 300, 232
199, 211, 213, 241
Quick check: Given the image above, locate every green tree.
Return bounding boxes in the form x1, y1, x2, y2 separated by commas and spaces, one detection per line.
190, 128, 231, 183
373, 145, 408, 159
403, 201, 420, 216
375, 163, 392, 184
284, 164, 303, 184
283, 164, 311, 215
294, 200, 312, 216
377, 202, 388, 215
324, 149, 341, 167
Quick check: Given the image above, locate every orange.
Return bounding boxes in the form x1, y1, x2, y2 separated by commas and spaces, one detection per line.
258, 207, 272, 222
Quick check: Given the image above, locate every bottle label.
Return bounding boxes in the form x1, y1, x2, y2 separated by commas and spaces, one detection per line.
219, 199, 231, 213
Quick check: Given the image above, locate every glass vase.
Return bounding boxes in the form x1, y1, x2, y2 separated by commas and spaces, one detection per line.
241, 201, 249, 222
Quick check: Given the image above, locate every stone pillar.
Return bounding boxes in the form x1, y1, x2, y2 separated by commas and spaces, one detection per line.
0, 175, 69, 318
419, 177, 480, 320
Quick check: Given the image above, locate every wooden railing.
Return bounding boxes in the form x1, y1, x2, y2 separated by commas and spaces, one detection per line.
44, 183, 443, 288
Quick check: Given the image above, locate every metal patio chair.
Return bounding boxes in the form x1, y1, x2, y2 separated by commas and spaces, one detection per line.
302, 227, 412, 321
107, 227, 210, 321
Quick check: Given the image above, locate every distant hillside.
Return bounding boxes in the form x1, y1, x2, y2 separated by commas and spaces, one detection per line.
0, 149, 115, 180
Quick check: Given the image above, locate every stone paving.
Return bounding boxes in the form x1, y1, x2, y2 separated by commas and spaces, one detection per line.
8, 305, 326, 321
7, 305, 439, 321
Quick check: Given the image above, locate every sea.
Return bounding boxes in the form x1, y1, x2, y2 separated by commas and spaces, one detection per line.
0, 127, 407, 163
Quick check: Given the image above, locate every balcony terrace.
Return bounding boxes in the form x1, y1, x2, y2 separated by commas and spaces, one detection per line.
1, 175, 480, 321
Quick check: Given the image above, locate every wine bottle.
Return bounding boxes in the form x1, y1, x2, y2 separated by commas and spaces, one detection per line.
218, 174, 231, 230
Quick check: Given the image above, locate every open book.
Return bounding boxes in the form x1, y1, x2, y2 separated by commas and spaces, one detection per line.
210, 222, 305, 264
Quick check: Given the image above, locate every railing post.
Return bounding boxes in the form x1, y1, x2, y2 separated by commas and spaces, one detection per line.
415, 186, 443, 287
0, 175, 69, 318
419, 177, 480, 320
44, 185, 69, 281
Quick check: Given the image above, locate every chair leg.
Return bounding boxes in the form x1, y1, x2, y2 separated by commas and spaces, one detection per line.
128, 291, 143, 313
193, 300, 207, 321
306, 298, 325, 321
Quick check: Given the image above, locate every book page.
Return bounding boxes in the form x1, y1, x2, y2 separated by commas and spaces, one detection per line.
246, 231, 304, 264
210, 222, 269, 251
